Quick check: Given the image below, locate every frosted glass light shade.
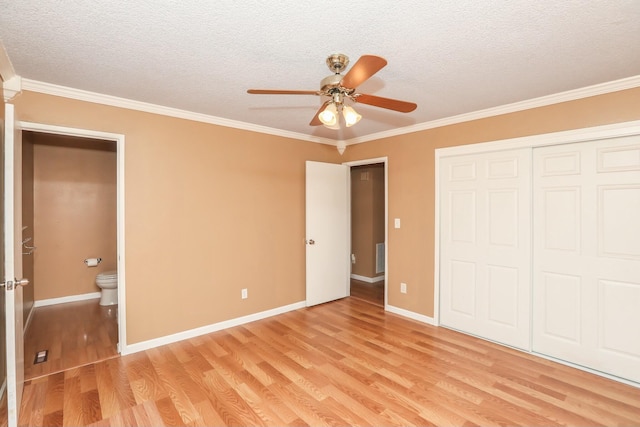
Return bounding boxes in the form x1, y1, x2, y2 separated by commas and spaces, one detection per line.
342, 105, 362, 127
319, 103, 338, 126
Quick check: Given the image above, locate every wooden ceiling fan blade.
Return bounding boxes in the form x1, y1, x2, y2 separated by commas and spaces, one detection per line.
340, 55, 387, 89
247, 89, 319, 95
355, 93, 417, 113
310, 101, 330, 126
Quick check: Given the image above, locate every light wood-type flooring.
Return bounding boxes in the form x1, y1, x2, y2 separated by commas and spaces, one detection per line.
17, 296, 640, 426
349, 278, 384, 307
24, 299, 119, 380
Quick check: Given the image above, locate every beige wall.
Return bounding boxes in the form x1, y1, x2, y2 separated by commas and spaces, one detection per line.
13, 87, 640, 344
351, 164, 384, 278
342, 88, 640, 317
32, 133, 117, 301
21, 132, 35, 320
14, 91, 340, 344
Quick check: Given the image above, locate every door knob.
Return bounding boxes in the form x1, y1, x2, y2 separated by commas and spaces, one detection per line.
0, 278, 29, 290
306, 239, 315, 245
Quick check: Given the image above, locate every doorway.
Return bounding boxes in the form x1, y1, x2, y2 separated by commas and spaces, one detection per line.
346, 158, 387, 307
18, 123, 125, 379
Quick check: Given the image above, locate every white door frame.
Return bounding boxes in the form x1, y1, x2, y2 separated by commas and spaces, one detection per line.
343, 157, 389, 308
19, 121, 127, 353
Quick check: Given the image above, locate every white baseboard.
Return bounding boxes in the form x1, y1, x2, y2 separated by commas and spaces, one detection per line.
350, 274, 385, 283
122, 300, 307, 355
386, 304, 437, 326
34, 292, 101, 307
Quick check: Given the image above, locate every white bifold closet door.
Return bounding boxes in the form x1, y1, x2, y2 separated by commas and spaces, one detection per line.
440, 148, 531, 350
532, 137, 640, 383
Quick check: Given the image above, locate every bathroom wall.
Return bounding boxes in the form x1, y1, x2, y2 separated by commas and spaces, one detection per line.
351, 163, 385, 279
21, 132, 35, 321
32, 133, 117, 301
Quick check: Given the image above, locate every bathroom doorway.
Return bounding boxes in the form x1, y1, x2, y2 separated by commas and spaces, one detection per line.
19, 124, 125, 379
346, 158, 387, 308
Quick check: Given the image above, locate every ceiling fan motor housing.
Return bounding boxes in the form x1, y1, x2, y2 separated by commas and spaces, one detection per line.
326, 53, 349, 74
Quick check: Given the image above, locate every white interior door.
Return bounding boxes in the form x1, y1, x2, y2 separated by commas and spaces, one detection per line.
439, 149, 531, 350
305, 161, 350, 306
532, 137, 640, 383
3, 103, 25, 427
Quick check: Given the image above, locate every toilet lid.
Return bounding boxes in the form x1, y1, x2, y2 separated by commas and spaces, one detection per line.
97, 270, 118, 279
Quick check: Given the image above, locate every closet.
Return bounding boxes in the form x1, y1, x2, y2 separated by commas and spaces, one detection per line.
438, 125, 640, 384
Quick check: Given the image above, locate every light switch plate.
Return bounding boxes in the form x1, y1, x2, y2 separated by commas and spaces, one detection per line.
394, 218, 401, 229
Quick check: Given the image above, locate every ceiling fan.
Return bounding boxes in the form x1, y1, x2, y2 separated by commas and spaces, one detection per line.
247, 54, 417, 129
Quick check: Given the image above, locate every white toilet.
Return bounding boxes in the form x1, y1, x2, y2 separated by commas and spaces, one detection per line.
96, 270, 118, 306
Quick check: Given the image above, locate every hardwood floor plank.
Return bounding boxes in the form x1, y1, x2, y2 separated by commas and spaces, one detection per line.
24, 300, 118, 380
17, 297, 640, 426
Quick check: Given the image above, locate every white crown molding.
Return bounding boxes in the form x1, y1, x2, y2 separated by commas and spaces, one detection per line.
0, 41, 22, 101
344, 74, 640, 146
21, 75, 640, 148
21, 79, 337, 147
0, 40, 17, 81
2, 75, 22, 102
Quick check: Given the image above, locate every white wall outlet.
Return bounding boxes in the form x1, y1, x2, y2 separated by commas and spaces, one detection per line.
400, 282, 407, 294
241, 288, 248, 299
394, 218, 401, 229
351, 253, 356, 264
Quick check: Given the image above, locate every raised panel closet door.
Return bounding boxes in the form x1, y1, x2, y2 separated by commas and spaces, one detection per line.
532, 137, 640, 383
440, 149, 531, 350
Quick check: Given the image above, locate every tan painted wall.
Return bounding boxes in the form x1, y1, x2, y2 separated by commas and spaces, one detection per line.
342, 88, 640, 317
14, 91, 340, 344
13, 87, 640, 343
351, 164, 384, 278
32, 133, 117, 301
21, 132, 35, 320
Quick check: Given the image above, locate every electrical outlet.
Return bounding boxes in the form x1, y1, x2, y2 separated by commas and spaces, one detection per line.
400, 282, 407, 294
241, 288, 248, 299
351, 254, 356, 264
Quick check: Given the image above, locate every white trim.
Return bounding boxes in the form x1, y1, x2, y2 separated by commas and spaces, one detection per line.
121, 301, 306, 355
350, 274, 384, 283
34, 292, 101, 308
19, 121, 126, 354
532, 352, 640, 389
21, 79, 336, 147
346, 75, 640, 146
386, 304, 436, 326
21, 75, 640, 149
433, 154, 441, 327
343, 157, 389, 308
435, 120, 640, 158
1, 40, 20, 101
0, 379, 5, 401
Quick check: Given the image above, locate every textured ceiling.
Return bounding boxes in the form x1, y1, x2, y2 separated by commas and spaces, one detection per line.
1, 1, 640, 143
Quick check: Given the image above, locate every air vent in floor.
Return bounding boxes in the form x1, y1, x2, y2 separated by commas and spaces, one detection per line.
34, 350, 48, 364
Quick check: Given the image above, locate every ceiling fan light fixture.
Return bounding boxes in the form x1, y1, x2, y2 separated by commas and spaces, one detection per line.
318, 102, 338, 126
342, 105, 362, 127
